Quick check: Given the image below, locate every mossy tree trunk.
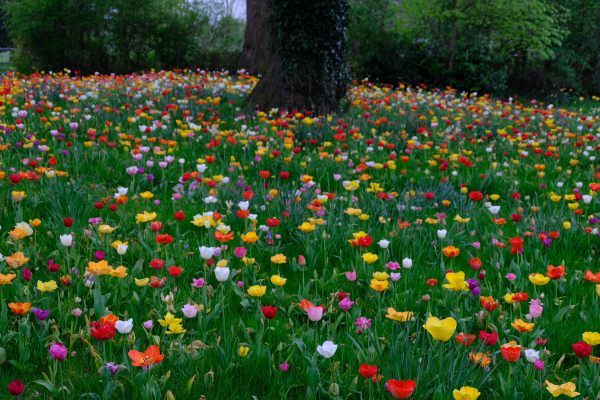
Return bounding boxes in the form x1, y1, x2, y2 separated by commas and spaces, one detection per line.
242, 0, 349, 114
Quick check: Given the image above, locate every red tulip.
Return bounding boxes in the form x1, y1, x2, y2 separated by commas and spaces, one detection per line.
260, 306, 278, 319
155, 234, 173, 244
572, 342, 592, 358
90, 321, 116, 341
7, 380, 24, 396
386, 379, 416, 399
174, 211, 186, 221
359, 364, 378, 379
469, 191, 483, 201
479, 331, 499, 346
500, 344, 521, 362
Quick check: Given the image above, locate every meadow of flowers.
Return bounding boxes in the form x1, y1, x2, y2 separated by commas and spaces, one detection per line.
0, 70, 599, 399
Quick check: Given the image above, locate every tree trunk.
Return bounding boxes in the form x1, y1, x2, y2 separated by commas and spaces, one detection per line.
244, 0, 349, 114
240, 0, 270, 74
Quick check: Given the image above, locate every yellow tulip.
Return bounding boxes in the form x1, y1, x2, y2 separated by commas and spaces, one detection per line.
36, 280, 58, 292
297, 222, 316, 233
442, 271, 469, 291
423, 316, 457, 341
134, 278, 150, 287
238, 345, 250, 357
511, 318, 535, 333
370, 279, 389, 292
372, 271, 389, 281
270, 275, 287, 286
528, 273, 550, 286
582, 331, 600, 346
385, 308, 414, 322
545, 380, 579, 398
362, 252, 379, 264
135, 211, 157, 224
270, 254, 287, 264
247, 285, 267, 298
453, 386, 481, 400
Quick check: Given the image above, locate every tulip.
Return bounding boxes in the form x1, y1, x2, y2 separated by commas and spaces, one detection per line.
386, 379, 417, 399
442, 271, 469, 291
402, 257, 413, 268
359, 364, 378, 379
524, 348, 540, 363
545, 381, 579, 398
423, 316, 457, 341
453, 386, 481, 400
572, 341, 592, 358
49, 342, 68, 360
317, 340, 337, 358
500, 342, 521, 362
199, 246, 216, 260
59, 234, 73, 247
115, 318, 134, 334
181, 304, 198, 318
214, 266, 230, 282
582, 331, 600, 346
307, 306, 324, 321
7, 380, 25, 396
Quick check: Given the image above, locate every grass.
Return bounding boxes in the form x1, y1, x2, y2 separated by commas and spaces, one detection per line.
0, 71, 598, 399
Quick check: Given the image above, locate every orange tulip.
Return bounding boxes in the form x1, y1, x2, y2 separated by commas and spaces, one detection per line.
8, 302, 32, 315
442, 246, 460, 258
128, 345, 165, 368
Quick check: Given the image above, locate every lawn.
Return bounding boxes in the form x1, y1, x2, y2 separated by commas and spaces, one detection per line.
0, 70, 599, 399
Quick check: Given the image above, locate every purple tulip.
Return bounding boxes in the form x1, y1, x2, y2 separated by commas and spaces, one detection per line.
49, 342, 68, 361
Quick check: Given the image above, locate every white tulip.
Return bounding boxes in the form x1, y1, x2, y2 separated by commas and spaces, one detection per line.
199, 246, 215, 260
488, 205, 501, 215
115, 318, 133, 334
378, 239, 390, 249
60, 234, 73, 247
402, 257, 413, 269
317, 340, 338, 358
116, 244, 128, 255
524, 348, 539, 363
437, 229, 447, 239
582, 195, 592, 204
214, 266, 230, 282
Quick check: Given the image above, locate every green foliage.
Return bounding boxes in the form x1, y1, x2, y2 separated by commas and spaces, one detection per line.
2, 0, 245, 73
349, 0, 600, 95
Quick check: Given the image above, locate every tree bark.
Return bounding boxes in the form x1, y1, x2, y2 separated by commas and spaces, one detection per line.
240, 0, 270, 74
243, 0, 349, 114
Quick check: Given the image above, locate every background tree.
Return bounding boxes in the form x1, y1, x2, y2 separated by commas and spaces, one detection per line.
242, 0, 350, 113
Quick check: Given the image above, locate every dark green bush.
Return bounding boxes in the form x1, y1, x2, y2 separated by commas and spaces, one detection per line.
3, 0, 244, 74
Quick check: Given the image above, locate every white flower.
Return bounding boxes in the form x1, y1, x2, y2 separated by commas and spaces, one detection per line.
437, 229, 447, 239
214, 266, 230, 282
181, 304, 198, 318
378, 239, 390, 249
317, 340, 338, 358
59, 234, 73, 247
488, 205, 501, 215
524, 348, 539, 363
116, 244, 128, 255
402, 257, 413, 269
582, 195, 592, 204
115, 318, 133, 334
199, 246, 216, 260
238, 201, 249, 210
114, 187, 128, 198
